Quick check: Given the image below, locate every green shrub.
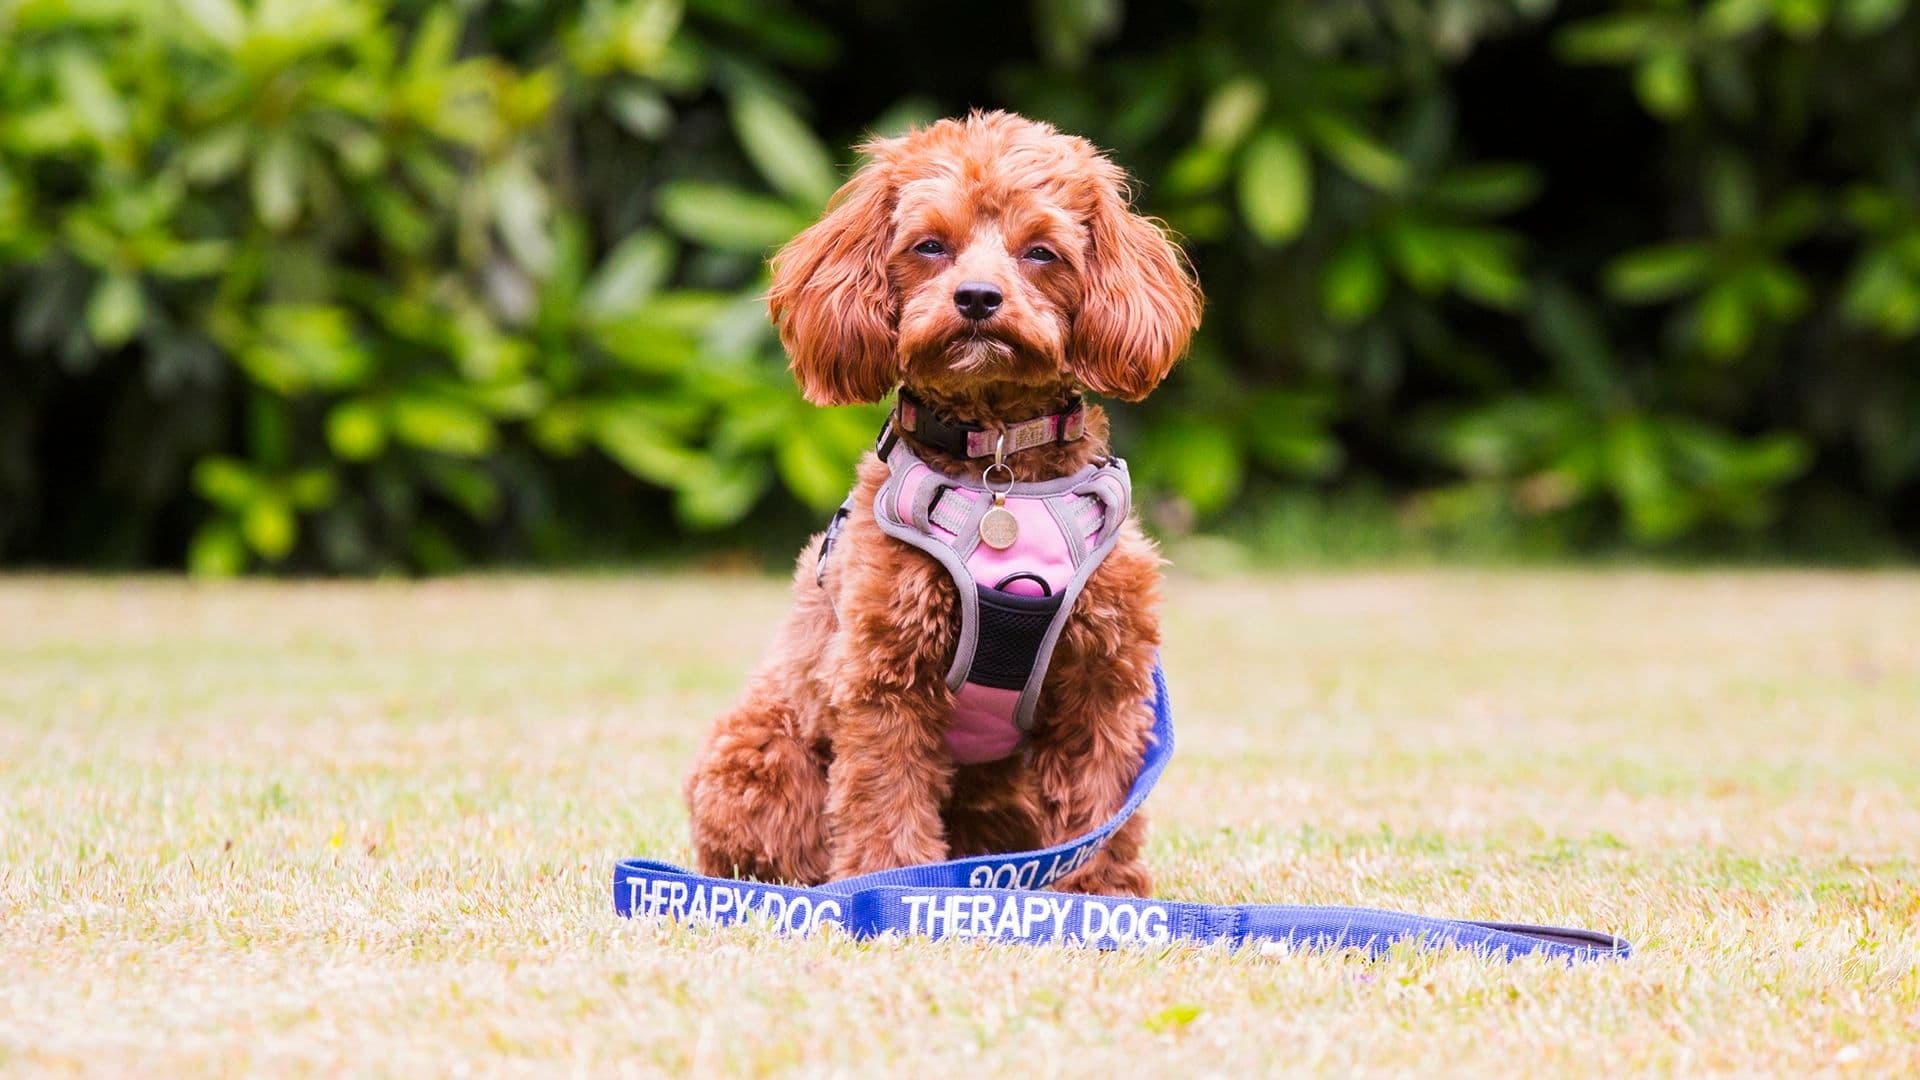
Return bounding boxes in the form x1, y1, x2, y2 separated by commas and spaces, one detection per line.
0, 0, 885, 572
2, 0, 1915, 572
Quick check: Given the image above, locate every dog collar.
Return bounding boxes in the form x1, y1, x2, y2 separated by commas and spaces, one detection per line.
893, 389, 1085, 459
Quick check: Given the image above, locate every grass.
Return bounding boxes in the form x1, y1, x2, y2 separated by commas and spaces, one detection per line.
2, 571, 1917, 1075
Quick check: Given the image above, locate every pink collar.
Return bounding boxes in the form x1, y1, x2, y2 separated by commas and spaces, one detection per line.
893, 389, 1086, 459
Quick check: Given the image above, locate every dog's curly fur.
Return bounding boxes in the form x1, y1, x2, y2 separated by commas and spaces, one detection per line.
683, 111, 1202, 895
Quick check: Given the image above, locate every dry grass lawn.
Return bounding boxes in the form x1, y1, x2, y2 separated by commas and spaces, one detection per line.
2, 571, 1917, 1075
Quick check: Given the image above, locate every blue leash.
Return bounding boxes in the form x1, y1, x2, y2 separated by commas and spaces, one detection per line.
615, 664, 1630, 961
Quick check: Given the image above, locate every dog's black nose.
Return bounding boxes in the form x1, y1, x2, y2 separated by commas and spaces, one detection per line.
953, 281, 1003, 321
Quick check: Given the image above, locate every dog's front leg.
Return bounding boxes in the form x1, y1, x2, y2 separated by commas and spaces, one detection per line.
823, 678, 956, 879
1027, 688, 1156, 898
822, 538, 960, 879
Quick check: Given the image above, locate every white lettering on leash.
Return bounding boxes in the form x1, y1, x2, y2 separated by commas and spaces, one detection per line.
1078, 899, 1169, 946
897, 892, 1167, 946
966, 841, 1102, 890
624, 877, 843, 934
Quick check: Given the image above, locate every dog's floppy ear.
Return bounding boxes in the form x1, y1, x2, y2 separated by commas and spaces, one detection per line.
768, 148, 900, 406
1069, 163, 1202, 401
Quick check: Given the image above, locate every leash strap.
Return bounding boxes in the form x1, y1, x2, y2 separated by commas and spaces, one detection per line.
615, 665, 1631, 961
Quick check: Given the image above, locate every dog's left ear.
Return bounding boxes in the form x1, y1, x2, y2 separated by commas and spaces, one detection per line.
1070, 163, 1203, 401
767, 146, 901, 406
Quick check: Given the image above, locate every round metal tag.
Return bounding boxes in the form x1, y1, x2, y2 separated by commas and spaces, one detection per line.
979, 504, 1019, 550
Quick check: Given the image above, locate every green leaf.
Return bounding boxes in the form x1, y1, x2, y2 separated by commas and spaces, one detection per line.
609, 88, 672, 139
86, 273, 143, 347
1745, 262, 1809, 319
422, 460, 501, 521
241, 497, 297, 560
1428, 165, 1541, 216
1529, 285, 1616, 401
188, 521, 248, 578
1241, 396, 1341, 477
730, 90, 839, 207
1142, 420, 1243, 514
1386, 223, 1452, 294
56, 49, 127, 142
1321, 238, 1387, 324
1035, 0, 1122, 66
1449, 234, 1528, 310
1759, 191, 1825, 245
656, 182, 811, 252
1609, 421, 1665, 499
590, 314, 699, 374
249, 394, 292, 468
1842, 186, 1901, 231
1606, 418, 1689, 541
252, 131, 302, 231
593, 410, 705, 487
1840, 0, 1908, 34
286, 469, 336, 510
1198, 77, 1267, 149
1440, 397, 1585, 476
1840, 248, 1909, 330
1774, 0, 1829, 37
391, 394, 497, 457
236, 305, 373, 394
327, 399, 388, 461
1704, 154, 1757, 234
1704, 0, 1774, 36
1604, 244, 1714, 302
177, 0, 245, 46
1306, 114, 1406, 193
1634, 49, 1694, 119
583, 232, 676, 321
404, 5, 461, 80
148, 240, 233, 280
1557, 14, 1664, 62
532, 402, 590, 456
181, 123, 250, 184
676, 459, 771, 528
493, 157, 555, 275
1164, 144, 1233, 197
366, 188, 434, 253
407, 522, 466, 574
192, 457, 257, 508
1695, 281, 1751, 358
1237, 129, 1312, 244
1732, 433, 1812, 484
775, 426, 855, 509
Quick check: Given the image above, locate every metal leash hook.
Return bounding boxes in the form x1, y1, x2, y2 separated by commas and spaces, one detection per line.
979, 431, 1019, 550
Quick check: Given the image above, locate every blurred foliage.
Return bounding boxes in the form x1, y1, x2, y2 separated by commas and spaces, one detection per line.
1, 0, 1916, 572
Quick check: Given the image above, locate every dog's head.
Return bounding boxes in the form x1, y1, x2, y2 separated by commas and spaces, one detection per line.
768, 110, 1201, 406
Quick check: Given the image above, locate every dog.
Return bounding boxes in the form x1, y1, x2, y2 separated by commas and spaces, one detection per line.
683, 110, 1201, 896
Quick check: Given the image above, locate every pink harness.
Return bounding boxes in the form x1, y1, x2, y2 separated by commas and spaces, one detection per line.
857, 434, 1132, 764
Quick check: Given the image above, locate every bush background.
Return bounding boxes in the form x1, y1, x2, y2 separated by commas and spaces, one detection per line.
3, 0, 1916, 574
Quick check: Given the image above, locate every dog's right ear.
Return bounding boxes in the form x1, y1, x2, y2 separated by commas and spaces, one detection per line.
767, 149, 900, 406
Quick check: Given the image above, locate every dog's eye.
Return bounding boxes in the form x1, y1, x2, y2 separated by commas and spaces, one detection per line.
914, 240, 947, 257
1024, 246, 1057, 263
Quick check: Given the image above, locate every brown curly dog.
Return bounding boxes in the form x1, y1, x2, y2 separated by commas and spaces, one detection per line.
683, 110, 1201, 896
